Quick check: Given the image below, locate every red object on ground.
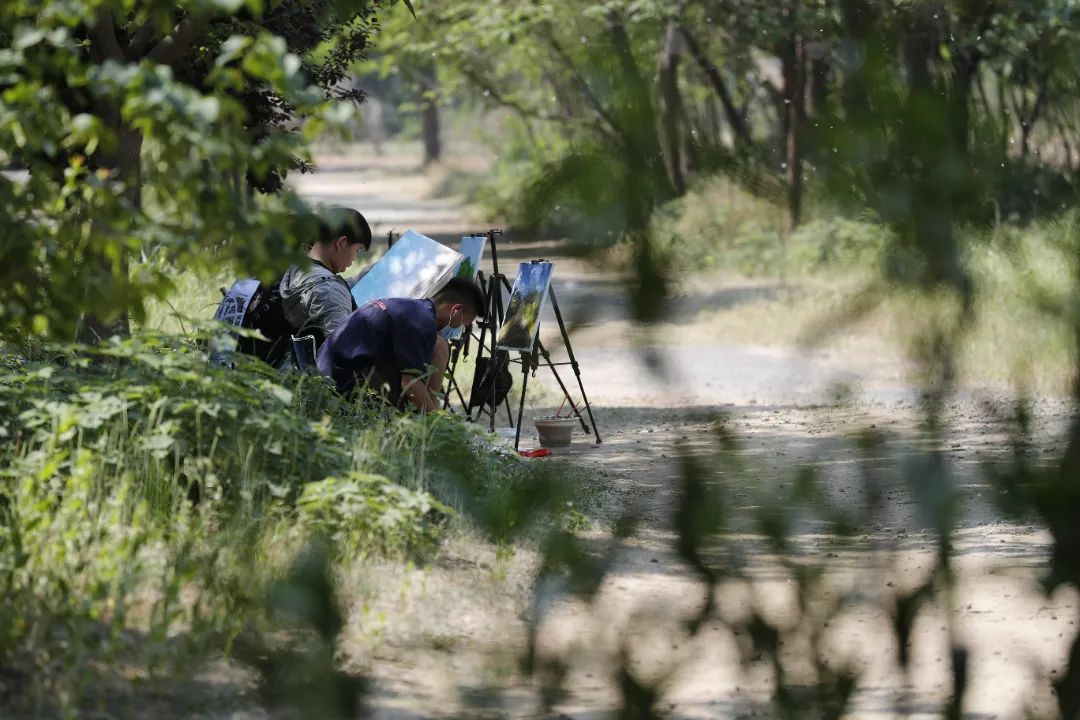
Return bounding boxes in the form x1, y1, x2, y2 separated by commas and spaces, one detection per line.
518, 448, 552, 458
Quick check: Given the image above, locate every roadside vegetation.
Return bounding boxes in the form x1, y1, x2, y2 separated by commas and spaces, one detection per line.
6, 0, 1080, 717
0, 334, 589, 716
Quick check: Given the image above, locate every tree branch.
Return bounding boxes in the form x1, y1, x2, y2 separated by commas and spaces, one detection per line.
128, 15, 161, 60
679, 23, 751, 145
146, 12, 212, 66
606, 10, 650, 104
459, 63, 610, 143
88, 11, 126, 63
546, 34, 623, 141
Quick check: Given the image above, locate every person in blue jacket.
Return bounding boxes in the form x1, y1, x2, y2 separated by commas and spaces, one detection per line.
316, 278, 484, 413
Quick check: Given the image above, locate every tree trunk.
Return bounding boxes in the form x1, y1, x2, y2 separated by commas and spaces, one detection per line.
950, 55, 977, 160
678, 96, 701, 176
419, 64, 441, 166
809, 55, 829, 118
544, 69, 578, 120
839, 0, 874, 122
705, 95, 721, 146
1063, 128, 1075, 173
780, 28, 806, 233
77, 104, 142, 343
1019, 72, 1049, 158
658, 20, 686, 196
76, 10, 214, 342
607, 10, 676, 215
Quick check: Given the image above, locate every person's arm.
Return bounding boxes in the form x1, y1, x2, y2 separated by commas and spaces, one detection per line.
393, 324, 438, 412
427, 336, 450, 394
400, 372, 439, 413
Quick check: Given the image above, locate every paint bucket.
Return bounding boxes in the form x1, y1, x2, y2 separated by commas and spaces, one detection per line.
534, 417, 578, 448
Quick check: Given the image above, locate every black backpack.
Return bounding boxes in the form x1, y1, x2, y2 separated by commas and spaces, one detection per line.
468, 351, 514, 412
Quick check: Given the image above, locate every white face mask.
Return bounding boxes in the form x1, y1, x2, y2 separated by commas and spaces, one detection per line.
438, 307, 465, 342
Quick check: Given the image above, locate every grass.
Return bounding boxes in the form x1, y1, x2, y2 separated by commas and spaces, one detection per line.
635, 177, 1080, 395
0, 325, 594, 717
683, 230, 1077, 394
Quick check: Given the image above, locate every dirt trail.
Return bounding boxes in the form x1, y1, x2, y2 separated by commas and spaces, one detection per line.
292, 149, 1075, 719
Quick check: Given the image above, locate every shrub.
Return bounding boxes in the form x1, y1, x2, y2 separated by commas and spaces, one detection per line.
296, 472, 449, 558
649, 176, 895, 277
0, 332, 575, 714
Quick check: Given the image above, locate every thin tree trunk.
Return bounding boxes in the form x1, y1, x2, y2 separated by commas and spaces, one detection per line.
658, 20, 686, 196
607, 10, 675, 212
974, 69, 999, 141
997, 71, 1010, 157
781, 28, 806, 232
419, 64, 441, 166
77, 10, 208, 342
78, 101, 142, 342
1063, 126, 1075, 173
951, 55, 977, 160
544, 69, 578, 120
809, 55, 829, 118
705, 95, 721, 145
1020, 72, 1049, 158
839, 0, 874, 122
678, 96, 701, 176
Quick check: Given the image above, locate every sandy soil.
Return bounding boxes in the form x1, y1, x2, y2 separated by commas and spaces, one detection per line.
288, 148, 1078, 719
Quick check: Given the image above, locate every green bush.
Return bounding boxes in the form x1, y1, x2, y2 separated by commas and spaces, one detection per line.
1, 336, 355, 514
0, 332, 573, 715
297, 472, 449, 558
649, 176, 894, 276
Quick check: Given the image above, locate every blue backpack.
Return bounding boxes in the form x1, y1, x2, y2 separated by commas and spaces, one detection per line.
212, 277, 293, 367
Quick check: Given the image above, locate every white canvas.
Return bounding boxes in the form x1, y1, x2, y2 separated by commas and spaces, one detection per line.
497, 261, 554, 352
351, 229, 463, 308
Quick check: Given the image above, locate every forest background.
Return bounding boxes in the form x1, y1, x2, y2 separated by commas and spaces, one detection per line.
3, 0, 1080, 717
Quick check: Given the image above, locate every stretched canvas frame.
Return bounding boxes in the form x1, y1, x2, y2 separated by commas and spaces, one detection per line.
351, 229, 463, 308
496, 261, 554, 352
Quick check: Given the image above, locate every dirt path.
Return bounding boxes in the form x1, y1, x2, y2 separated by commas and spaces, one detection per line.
292, 148, 1076, 719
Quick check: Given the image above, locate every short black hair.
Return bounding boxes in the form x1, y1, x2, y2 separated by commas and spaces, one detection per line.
434, 278, 485, 319
316, 207, 372, 249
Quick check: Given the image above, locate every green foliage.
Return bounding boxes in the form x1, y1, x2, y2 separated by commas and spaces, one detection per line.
345, 2, 1080, 716
0, 331, 576, 715
649, 176, 893, 275
296, 472, 449, 557
0, 335, 353, 510
0, 0, 380, 340
366, 0, 1080, 287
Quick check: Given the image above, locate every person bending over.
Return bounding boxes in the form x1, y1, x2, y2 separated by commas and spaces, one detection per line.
316, 278, 485, 413
279, 207, 372, 348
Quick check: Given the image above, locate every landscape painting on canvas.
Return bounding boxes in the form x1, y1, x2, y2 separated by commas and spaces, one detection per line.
351, 229, 463, 308
497, 261, 554, 352
456, 235, 486, 280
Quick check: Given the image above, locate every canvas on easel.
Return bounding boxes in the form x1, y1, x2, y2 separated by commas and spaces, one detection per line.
497, 261, 553, 352
351, 229, 463, 308
456, 235, 487, 280
493, 259, 601, 451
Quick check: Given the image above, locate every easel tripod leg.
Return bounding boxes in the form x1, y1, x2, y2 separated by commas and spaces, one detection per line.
513, 354, 531, 451
537, 341, 590, 434
546, 288, 602, 445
